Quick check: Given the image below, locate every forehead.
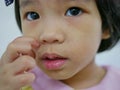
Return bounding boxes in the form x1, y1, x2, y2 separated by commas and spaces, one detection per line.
19, 0, 90, 3
19, 0, 91, 7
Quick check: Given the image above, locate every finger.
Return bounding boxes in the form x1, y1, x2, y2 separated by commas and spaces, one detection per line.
9, 55, 36, 75
31, 39, 41, 52
11, 73, 35, 90
8, 36, 37, 59
1, 36, 40, 64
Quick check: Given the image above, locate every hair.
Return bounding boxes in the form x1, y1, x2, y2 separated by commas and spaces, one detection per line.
14, 0, 120, 53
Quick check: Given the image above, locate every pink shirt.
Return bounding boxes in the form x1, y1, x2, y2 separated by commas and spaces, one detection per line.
31, 66, 120, 90
31, 67, 73, 90
86, 66, 120, 90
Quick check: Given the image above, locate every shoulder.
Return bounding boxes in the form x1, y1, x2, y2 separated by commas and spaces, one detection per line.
101, 66, 120, 89
30, 67, 73, 90
86, 66, 120, 90
104, 65, 120, 77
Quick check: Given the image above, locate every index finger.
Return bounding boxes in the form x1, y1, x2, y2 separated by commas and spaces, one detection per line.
0, 36, 40, 64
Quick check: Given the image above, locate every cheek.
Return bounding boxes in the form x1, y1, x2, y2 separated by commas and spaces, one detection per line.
21, 22, 40, 38
63, 35, 101, 79
22, 22, 31, 35
70, 29, 101, 58
65, 16, 102, 62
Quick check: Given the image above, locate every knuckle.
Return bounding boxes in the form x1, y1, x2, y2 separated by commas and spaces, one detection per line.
1, 65, 9, 75
14, 36, 23, 42
0, 59, 3, 66
0, 67, 11, 85
19, 73, 35, 86
19, 76, 30, 85
19, 56, 35, 66
7, 43, 16, 51
6, 36, 22, 51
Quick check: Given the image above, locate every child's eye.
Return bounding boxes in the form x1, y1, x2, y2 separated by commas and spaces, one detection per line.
26, 12, 40, 21
65, 7, 83, 16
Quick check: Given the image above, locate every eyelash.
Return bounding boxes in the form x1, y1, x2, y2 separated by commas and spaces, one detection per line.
24, 7, 83, 21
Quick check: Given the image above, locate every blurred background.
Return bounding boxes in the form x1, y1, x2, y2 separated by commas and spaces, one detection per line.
0, 0, 120, 68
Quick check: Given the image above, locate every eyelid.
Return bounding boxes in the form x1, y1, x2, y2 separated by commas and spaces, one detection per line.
20, 7, 40, 19
70, 4, 89, 13
21, 10, 39, 21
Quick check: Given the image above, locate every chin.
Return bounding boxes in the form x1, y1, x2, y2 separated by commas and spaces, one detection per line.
45, 71, 73, 81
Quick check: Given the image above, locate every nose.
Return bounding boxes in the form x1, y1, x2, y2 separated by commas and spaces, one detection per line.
39, 21, 65, 44
40, 31, 64, 44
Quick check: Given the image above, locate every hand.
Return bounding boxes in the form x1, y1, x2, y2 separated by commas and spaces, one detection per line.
0, 36, 40, 90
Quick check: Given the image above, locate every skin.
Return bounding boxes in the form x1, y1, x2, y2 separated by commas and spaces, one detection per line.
0, 37, 40, 90
0, 0, 109, 89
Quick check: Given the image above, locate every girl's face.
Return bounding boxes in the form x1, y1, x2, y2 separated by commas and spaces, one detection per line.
20, 0, 103, 80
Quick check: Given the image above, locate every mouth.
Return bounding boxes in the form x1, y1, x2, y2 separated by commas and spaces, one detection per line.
41, 53, 68, 70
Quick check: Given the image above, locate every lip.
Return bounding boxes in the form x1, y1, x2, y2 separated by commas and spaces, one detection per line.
41, 53, 68, 70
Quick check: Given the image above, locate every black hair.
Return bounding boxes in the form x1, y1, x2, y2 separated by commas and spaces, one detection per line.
14, 0, 120, 52
96, 0, 120, 52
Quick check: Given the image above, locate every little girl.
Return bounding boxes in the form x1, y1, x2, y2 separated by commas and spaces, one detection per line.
0, 0, 120, 90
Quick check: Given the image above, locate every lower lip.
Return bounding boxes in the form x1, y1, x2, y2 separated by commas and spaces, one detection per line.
43, 59, 67, 70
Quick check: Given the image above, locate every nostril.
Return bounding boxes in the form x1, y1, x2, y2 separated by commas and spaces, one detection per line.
41, 39, 48, 44
53, 39, 59, 43
39, 31, 65, 44
42, 39, 59, 44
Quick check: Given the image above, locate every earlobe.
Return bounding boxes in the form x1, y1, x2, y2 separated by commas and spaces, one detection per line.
102, 29, 111, 39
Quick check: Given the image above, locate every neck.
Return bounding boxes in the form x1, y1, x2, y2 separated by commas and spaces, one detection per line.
61, 61, 106, 89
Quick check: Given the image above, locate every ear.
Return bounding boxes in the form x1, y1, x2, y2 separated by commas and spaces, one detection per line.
102, 29, 110, 39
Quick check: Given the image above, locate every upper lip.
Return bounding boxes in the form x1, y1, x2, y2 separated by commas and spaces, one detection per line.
41, 53, 67, 60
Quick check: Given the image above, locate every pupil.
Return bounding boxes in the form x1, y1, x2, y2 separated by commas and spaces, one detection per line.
30, 12, 39, 19
70, 8, 80, 15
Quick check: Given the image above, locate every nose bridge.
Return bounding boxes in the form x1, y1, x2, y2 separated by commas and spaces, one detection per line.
39, 17, 65, 44
45, 17, 58, 31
